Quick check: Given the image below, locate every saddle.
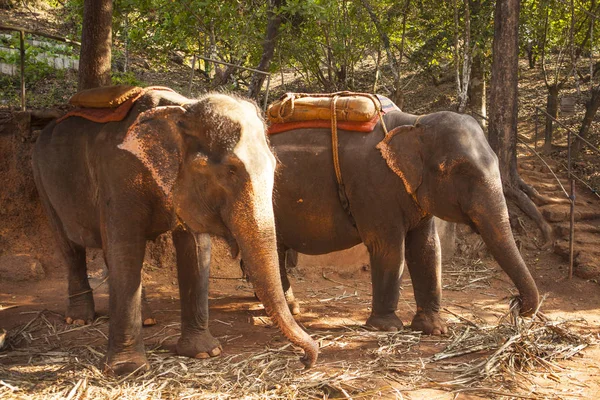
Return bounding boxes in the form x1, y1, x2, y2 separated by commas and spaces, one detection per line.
57, 85, 177, 124
267, 92, 401, 227
267, 91, 400, 135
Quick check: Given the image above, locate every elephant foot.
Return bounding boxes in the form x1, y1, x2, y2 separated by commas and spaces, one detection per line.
177, 330, 222, 359
285, 288, 301, 315
365, 313, 404, 331
65, 293, 95, 325
410, 310, 448, 335
103, 350, 149, 376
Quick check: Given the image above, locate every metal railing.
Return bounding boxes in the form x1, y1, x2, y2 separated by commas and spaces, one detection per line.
0, 24, 81, 111
533, 107, 600, 278
473, 110, 600, 279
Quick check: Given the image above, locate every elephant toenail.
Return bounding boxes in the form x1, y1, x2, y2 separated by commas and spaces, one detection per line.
65, 317, 73, 324
73, 319, 86, 326
143, 318, 157, 326
387, 326, 398, 332
194, 352, 211, 359
209, 346, 222, 357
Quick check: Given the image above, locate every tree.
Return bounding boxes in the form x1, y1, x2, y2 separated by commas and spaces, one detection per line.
488, 0, 554, 246
539, 3, 572, 152
361, 0, 411, 108
454, 0, 472, 112
78, 0, 113, 90
247, 0, 284, 100
466, 0, 494, 126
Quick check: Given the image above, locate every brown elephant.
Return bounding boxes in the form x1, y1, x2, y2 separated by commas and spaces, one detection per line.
250, 109, 539, 334
32, 88, 317, 375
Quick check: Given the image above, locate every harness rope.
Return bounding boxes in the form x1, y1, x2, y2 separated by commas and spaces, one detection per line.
327, 92, 390, 225
272, 91, 392, 225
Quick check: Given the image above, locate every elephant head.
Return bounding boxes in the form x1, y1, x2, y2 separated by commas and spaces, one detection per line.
377, 111, 539, 315
119, 93, 318, 367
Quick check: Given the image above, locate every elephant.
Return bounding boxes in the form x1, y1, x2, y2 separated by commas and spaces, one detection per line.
259, 109, 539, 334
32, 88, 318, 375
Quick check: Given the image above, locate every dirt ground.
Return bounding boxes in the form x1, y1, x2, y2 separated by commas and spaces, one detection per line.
2, 187, 600, 399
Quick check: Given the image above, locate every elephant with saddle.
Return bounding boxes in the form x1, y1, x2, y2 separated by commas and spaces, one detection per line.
32, 86, 317, 375
247, 92, 539, 334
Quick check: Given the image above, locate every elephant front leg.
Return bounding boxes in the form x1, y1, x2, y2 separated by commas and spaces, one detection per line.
405, 219, 448, 335
365, 242, 405, 331
102, 235, 149, 376
172, 229, 221, 359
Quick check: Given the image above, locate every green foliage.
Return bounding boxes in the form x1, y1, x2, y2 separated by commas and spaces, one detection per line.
520, 0, 600, 68
277, 0, 378, 90
0, 74, 20, 107
8, 0, 600, 104
112, 70, 142, 86
111, 0, 268, 66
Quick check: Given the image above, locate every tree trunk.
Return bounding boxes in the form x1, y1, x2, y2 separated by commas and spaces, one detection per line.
247, 0, 284, 100
468, 49, 486, 127
488, 0, 553, 247
454, 0, 472, 113
78, 0, 113, 90
361, 0, 399, 78
573, 85, 600, 157
488, 0, 519, 184
543, 84, 559, 152
527, 41, 537, 69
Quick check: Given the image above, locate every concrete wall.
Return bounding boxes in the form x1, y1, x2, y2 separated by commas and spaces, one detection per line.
0, 35, 79, 76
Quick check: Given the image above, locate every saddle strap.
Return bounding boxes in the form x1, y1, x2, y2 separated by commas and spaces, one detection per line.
329, 93, 390, 226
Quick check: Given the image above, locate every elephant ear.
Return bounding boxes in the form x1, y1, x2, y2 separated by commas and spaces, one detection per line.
118, 106, 186, 197
376, 125, 424, 196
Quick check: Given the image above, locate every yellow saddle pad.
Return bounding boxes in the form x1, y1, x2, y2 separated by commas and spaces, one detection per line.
267, 92, 381, 124
69, 85, 145, 108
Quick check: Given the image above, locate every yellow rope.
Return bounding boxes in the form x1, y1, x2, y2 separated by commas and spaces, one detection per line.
331, 95, 343, 186
413, 114, 424, 126
274, 91, 393, 192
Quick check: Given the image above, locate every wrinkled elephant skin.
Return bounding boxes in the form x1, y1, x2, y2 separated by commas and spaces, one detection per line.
32, 90, 318, 375
268, 110, 539, 334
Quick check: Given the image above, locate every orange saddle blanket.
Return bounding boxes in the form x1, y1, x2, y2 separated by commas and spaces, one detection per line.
57, 85, 176, 124
267, 92, 400, 135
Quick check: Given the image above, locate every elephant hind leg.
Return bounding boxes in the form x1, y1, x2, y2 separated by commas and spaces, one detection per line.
64, 243, 95, 325
405, 218, 448, 335
365, 239, 405, 331
36, 182, 94, 325
280, 244, 300, 315
141, 286, 156, 326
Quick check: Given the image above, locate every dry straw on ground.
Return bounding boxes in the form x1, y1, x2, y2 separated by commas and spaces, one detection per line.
0, 296, 594, 400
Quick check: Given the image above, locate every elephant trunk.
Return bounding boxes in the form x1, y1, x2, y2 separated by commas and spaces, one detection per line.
470, 192, 540, 316
229, 194, 318, 367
